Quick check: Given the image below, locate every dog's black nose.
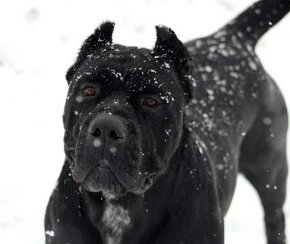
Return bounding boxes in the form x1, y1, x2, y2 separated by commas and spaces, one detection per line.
89, 114, 126, 143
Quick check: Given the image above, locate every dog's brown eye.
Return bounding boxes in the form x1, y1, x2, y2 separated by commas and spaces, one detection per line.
143, 97, 158, 108
83, 87, 96, 96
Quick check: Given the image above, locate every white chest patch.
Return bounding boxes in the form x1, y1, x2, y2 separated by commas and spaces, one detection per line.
102, 202, 131, 244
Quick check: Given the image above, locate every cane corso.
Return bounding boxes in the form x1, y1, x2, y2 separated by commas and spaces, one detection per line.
45, 0, 289, 243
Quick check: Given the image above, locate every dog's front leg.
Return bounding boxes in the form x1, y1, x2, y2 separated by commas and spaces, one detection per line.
154, 199, 224, 244
45, 162, 104, 244
154, 163, 224, 244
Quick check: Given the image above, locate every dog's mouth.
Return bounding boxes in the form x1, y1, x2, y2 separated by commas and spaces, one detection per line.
79, 164, 157, 196
65, 141, 160, 196
80, 165, 127, 195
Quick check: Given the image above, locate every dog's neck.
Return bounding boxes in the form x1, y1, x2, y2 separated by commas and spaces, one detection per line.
83, 127, 193, 243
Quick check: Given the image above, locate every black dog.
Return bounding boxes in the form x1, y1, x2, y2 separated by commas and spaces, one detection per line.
45, 1, 289, 243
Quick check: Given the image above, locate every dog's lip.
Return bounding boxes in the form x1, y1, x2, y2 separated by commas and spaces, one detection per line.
142, 173, 156, 188
81, 165, 157, 195
81, 164, 127, 194
64, 146, 76, 161
84, 164, 115, 182
130, 172, 157, 195
66, 153, 76, 166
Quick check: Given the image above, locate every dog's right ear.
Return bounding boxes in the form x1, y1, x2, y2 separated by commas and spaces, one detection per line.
66, 21, 115, 84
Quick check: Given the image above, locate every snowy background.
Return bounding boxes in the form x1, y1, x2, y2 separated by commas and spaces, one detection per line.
0, 0, 289, 243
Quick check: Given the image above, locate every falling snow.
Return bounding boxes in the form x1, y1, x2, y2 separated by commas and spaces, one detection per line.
93, 139, 102, 147
0, 1, 289, 244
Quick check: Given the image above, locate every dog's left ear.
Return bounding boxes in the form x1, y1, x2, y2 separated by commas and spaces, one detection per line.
66, 21, 115, 83
154, 26, 189, 72
154, 26, 193, 100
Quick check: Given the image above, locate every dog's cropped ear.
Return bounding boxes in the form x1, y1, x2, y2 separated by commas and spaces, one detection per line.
154, 26, 190, 73
66, 21, 115, 83
154, 26, 193, 100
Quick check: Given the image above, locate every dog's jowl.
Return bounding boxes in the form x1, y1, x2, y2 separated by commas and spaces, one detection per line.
45, 1, 289, 243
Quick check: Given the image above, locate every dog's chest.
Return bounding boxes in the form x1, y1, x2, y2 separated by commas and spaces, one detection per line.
101, 201, 131, 244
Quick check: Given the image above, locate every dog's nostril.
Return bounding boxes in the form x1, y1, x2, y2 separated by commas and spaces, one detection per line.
91, 128, 102, 138
109, 130, 123, 141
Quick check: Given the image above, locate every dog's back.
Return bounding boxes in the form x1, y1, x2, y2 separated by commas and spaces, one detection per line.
185, 1, 289, 243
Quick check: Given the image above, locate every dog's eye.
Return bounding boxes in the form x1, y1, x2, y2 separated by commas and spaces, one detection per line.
82, 87, 96, 96
143, 97, 158, 108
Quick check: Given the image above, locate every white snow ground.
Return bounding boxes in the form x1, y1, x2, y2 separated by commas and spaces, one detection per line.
0, 0, 289, 243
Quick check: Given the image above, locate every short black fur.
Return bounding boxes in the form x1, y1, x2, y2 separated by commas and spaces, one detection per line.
46, 1, 289, 243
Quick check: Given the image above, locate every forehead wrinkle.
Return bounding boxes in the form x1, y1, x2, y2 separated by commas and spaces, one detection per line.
76, 68, 121, 84
83, 46, 162, 77
79, 48, 176, 94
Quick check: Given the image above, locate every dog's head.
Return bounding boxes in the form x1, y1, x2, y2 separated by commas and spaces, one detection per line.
63, 22, 192, 196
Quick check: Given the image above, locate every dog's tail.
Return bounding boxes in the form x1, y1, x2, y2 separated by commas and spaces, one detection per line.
225, 0, 289, 47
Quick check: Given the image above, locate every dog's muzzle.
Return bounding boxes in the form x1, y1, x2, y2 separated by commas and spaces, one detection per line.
70, 112, 156, 196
